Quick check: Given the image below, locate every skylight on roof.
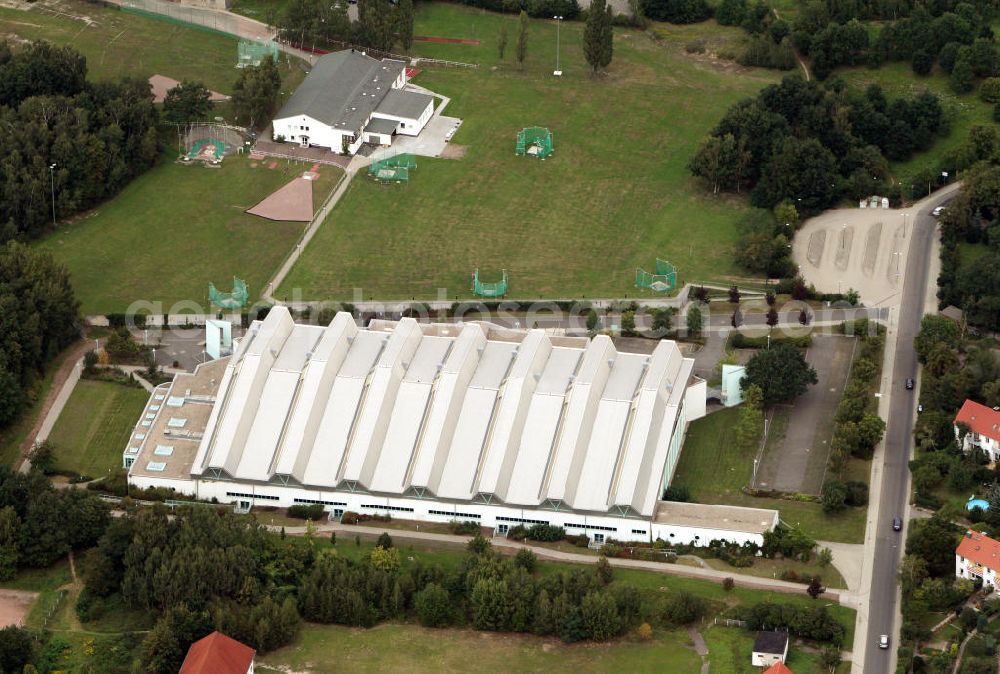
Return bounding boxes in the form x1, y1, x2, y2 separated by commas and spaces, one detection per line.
146, 461, 167, 472
167, 418, 187, 428
167, 396, 185, 407
154, 445, 174, 456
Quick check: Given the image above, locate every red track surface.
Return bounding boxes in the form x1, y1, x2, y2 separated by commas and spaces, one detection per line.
414, 35, 481, 45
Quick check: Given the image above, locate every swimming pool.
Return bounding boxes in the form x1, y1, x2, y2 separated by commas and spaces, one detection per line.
967, 498, 989, 511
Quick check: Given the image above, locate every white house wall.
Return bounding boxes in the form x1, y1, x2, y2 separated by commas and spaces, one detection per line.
371, 99, 435, 137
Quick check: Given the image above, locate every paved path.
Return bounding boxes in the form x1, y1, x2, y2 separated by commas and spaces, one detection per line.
17, 348, 87, 474
687, 625, 710, 674
273, 521, 852, 604
818, 540, 864, 593
263, 169, 354, 304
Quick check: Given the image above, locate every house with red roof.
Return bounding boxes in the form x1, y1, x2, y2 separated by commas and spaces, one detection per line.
179, 631, 256, 674
956, 530, 1000, 589
763, 662, 794, 674
954, 399, 1000, 462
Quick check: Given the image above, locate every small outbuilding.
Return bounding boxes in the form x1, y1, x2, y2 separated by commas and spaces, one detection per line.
752, 630, 789, 668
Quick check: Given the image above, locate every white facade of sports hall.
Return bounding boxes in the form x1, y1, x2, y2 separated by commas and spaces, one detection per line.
125, 307, 778, 546
271, 50, 434, 155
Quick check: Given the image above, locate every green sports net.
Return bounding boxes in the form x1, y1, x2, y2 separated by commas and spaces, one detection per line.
516, 127, 553, 158
472, 269, 508, 297
209, 277, 249, 309
635, 259, 677, 292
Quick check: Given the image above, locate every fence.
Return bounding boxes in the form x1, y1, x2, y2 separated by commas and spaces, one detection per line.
713, 617, 748, 628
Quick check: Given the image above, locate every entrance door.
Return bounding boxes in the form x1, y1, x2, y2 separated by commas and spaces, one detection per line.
593, 533, 605, 545
497, 524, 509, 536
300, 136, 309, 148
333, 509, 344, 520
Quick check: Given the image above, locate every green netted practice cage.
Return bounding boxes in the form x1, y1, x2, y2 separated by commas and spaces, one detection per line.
209, 277, 249, 309
472, 269, 508, 297
516, 127, 553, 158
368, 153, 417, 183
635, 259, 677, 292
238, 39, 279, 68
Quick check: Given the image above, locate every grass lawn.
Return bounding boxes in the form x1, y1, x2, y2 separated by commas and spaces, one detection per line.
703, 624, 851, 673
0, 0, 292, 94
673, 407, 867, 543
34, 153, 341, 314
46, 379, 149, 478
837, 61, 994, 187
279, 7, 781, 301
258, 622, 704, 674
702, 555, 847, 589
0, 340, 81, 468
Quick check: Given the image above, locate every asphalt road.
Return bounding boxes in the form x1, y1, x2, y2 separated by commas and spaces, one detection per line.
863, 195, 950, 671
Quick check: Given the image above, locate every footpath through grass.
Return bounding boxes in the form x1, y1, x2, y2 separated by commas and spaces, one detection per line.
673, 407, 867, 543
35, 153, 341, 314
47, 379, 149, 478
279, 7, 781, 301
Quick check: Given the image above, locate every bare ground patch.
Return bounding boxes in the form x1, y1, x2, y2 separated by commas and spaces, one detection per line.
0, 589, 38, 627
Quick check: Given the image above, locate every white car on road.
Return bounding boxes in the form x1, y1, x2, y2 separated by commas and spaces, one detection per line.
932, 206, 946, 217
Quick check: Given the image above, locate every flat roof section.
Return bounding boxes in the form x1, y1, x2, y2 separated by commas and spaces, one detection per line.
536, 347, 582, 394
273, 325, 324, 371
128, 359, 227, 482
603, 353, 647, 401
653, 500, 778, 535
404, 335, 452, 383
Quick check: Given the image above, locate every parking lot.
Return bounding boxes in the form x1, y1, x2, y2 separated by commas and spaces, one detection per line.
753, 335, 857, 495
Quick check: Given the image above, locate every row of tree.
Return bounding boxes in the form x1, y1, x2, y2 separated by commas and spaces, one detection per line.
0, 41, 160, 241
278, 0, 416, 54
690, 76, 945, 214
937, 162, 1000, 330
0, 243, 79, 430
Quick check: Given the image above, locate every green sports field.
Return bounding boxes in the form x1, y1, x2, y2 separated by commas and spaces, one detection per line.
278, 6, 780, 300
35, 153, 341, 314
46, 379, 149, 478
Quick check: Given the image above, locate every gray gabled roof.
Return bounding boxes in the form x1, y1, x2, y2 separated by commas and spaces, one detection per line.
375, 89, 434, 121
274, 50, 406, 134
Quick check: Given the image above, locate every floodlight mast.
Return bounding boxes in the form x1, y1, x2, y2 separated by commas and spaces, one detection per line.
554, 16, 563, 76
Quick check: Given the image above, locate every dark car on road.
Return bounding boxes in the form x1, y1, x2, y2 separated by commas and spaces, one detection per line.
906, 378, 915, 390
893, 517, 902, 531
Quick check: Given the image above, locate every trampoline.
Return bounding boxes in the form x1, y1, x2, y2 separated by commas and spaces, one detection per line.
187, 138, 226, 162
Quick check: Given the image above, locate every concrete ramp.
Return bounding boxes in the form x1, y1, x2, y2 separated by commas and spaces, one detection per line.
246, 176, 314, 222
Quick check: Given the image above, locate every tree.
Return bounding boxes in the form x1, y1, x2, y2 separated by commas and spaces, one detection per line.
722, 577, 735, 591
735, 384, 764, 451
0, 507, 19, 581
905, 515, 962, 577
690, 133, 745, 193
806, 575, 825, 598
752, 136, 840, 213
799, 308, 811, 325
515, 548, 537, 572
232, 56, 281, 129
766, 307, 779, 327
731, 309, 743, 328
817, 547, 833, 567
414, 582, 451, 627
516, 11, 529, 67
741, 343, 818, 405
981, 77, 1000, 102
912, 49, 934, 75
162, 81, 212, 124
821, 481, 847, 513
899, 555, 929, 597
951, 49, 975, 94
728, 285, 741, 303
581, 591, 621, 640
586, 308, 599, 334
595, 556, 613, 584
498, 22, 509, 60
376, 532, 393, 549
686, 306, 703, 335
621, 311, 636, 336
370, 545, 400, 573
398, 0, 414, 50
914, 315, 961, 363
357, 0, 396, 52
470, 578, 512, 631
584, 0, 613, 73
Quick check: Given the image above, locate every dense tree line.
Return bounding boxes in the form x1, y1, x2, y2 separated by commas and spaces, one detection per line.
0, 243, 79, 430
0, 41, 159, 241
641, 0, 711, 23
232, 56, 281, 130
691, 76, 945, 213
937, 163, 1000, 330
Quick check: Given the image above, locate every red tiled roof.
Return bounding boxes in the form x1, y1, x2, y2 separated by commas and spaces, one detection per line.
179, 632, 255, 674
955, 399, 1000, 442
957, 530, 1000, 572
763, 663, 794, 674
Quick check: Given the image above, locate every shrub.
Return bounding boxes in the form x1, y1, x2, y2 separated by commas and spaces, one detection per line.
637, 622, 653, 640
286, 504, 326, 520
414, 583, 451, 627
515, 548, 537, 572
844, 480, 869, 507
566, 534, 591, 547
340, 511, 360, 525
507, 525, 528, 541
722, 577, 735, 592
685, 39, 707, 54
662, 485, 690, 502
449, 520, 481, 536
526, 524, 565, 542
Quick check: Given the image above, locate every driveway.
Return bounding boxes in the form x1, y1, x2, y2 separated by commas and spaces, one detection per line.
754, 334, 856, 495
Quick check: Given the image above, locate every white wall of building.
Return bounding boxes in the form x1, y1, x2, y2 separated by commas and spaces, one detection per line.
371, 99, 435, 137
132, 478, 770, 547
958, 427, 1000, 461
956, 553, 998, 588
272, 113, 361, 154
